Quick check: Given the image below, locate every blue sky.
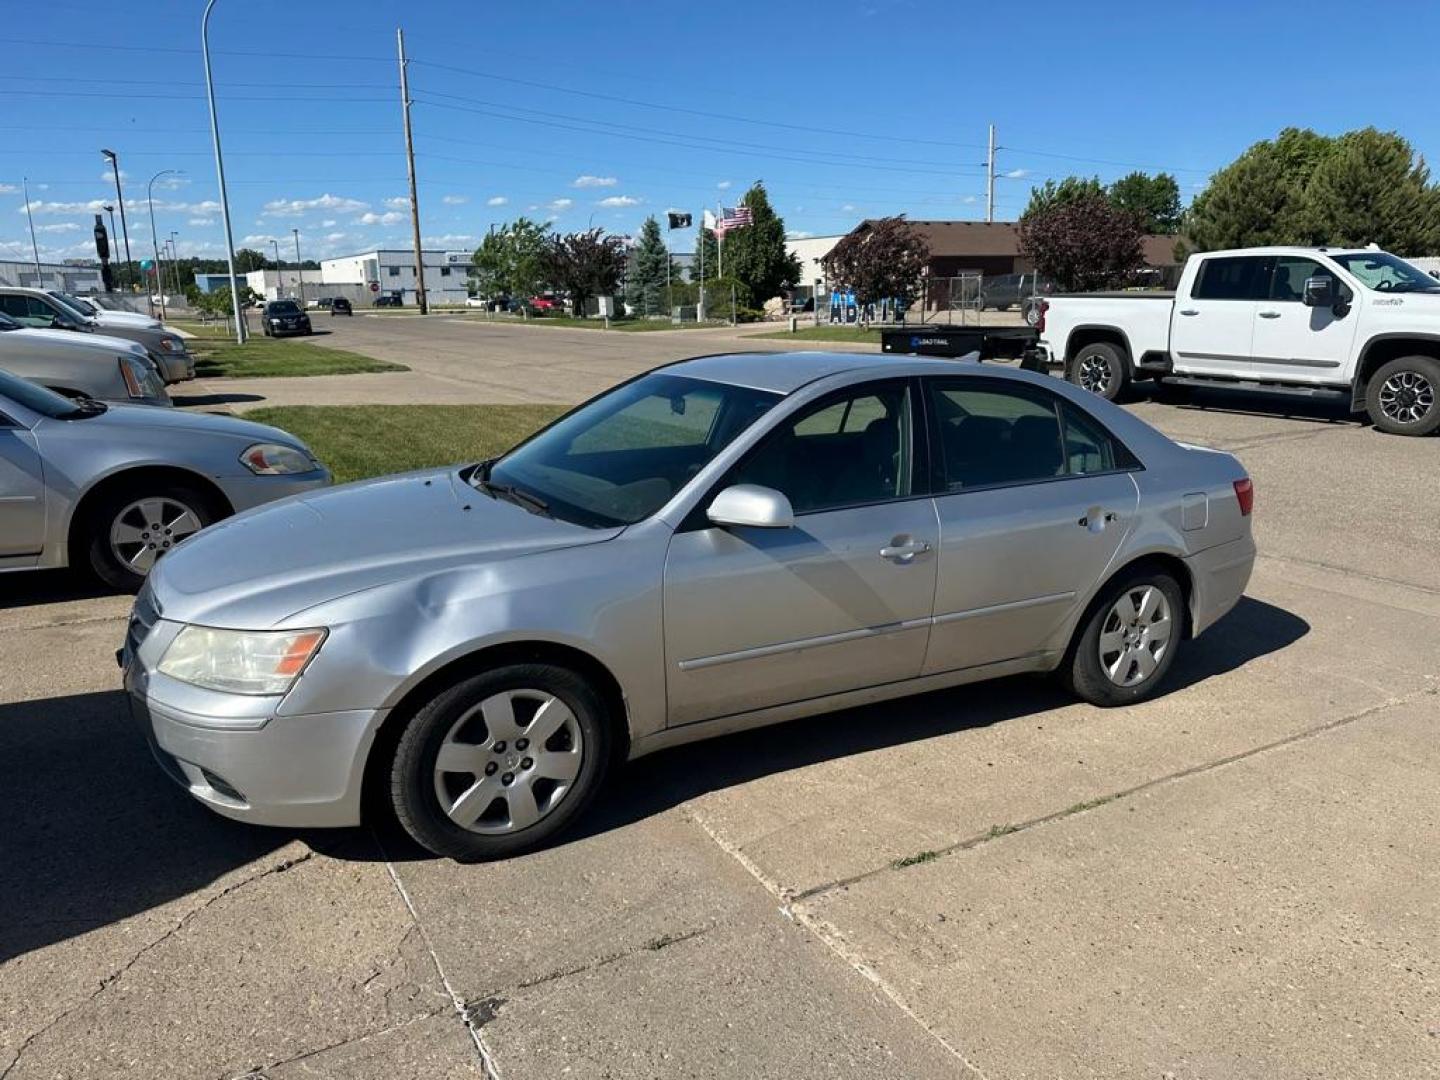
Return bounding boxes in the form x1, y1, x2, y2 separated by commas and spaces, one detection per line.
4, 0, 1438, 265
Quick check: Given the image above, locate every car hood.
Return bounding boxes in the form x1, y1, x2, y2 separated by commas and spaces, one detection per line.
70, 400, 305, 444
94, 312, 162, 329
6, 327, 149, 357
149, 468, 623, 628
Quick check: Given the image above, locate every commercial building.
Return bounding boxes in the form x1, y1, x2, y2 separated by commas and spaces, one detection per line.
0, 258, 104, 293
317, 249, 470, 306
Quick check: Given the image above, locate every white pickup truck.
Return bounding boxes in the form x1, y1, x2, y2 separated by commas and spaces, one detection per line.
1036, 246, 1440, 435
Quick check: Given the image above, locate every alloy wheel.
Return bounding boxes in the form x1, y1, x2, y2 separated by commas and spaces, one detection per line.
1097, 585, 1173, 687
109, 496, 205, 574
1078, 354, 1112, 395
1378, 370, 1435, 425
433, 689, 584, 834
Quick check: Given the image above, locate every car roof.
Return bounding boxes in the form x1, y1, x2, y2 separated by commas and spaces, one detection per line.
665, 350, 1051, 395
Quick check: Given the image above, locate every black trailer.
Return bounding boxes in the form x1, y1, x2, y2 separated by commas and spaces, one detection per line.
879, 325, 1043, 371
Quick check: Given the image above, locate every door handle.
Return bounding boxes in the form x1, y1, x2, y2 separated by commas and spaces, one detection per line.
880, 540, 931, 561
1077, 508, 1118, 532
1178, 308, 1199, 316
1258, 310, 1281, 319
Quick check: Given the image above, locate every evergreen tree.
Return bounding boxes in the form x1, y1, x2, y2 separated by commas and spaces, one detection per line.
1107, 172, 1182, 233
626, 216, 670, 315
1021, 176, 1105, 220
693, 227, 718, 284
1297, 128, 1440, 252
715, 183, 801, 305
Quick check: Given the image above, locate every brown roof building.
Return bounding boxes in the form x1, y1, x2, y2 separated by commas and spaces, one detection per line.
902, 220, 1178, 278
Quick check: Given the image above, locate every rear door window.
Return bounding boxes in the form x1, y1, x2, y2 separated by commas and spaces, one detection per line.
1192, 256, 1272, 301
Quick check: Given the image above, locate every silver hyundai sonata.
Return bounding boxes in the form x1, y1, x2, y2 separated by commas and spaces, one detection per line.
123, 352, 1255, 860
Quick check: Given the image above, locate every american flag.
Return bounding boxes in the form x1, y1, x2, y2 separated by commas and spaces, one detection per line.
714, 205, 753, 237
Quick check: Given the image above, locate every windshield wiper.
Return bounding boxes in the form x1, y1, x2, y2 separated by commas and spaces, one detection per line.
64, 395, 108, 419
473, 475, 552, 517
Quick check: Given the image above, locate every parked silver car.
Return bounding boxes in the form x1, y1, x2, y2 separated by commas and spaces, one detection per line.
0, 287, 194, 384
0, 369, 328, 590
53, 291, 162, 330
0, 312, 169, 406
123, 353, 1255, 860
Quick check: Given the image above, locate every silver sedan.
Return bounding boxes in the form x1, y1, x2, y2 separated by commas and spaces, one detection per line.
124, 352, 1255, 860
0, 370, 329, 591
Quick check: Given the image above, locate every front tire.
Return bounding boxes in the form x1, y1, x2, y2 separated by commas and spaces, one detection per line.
1365, 355, 1440, 436
1062, 569, 1184, 707
390, 664, 612, 861
84, 481, 217, 592
1069, 341, 1131, 402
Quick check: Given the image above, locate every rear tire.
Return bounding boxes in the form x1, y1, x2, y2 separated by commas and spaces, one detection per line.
83, 480, 219, 593
1365, 355, 1440, 436
390, 663, 612, 861
1068, 341, 1131, 402
1062, 569, 1184, 707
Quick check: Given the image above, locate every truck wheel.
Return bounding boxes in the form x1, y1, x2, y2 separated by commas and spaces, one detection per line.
1069, 342, 1131, 402
1365, 355, 1440, 436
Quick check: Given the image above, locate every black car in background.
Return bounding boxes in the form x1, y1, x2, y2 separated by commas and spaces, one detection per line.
979, 272, 1056, 325
331, 297, 353, 316
261, 299, 312, 337
373, 294, 403, 308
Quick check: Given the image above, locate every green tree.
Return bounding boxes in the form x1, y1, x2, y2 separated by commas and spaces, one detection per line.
693, 227, 718, 284
822, 216, 930, 309
470, 218, 552, 300
545, 229, 626, 317
1107, 172, 1182, 233
1021, 176, 1105, 220
626, 216, 670, 316
714, 183, 801, 305
1018, 192, 1144, 291
234, 248, 268, 273
1296, 128, 1440, 252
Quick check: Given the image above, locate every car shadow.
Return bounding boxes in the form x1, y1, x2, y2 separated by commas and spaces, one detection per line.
169, 391, 265, 408
1136, 382, 1362, 426
0, 598, 1307, 955
0, 569, 116, 610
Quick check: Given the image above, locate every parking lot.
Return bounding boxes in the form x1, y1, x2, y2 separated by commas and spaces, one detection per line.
3, 317, 1438, 1079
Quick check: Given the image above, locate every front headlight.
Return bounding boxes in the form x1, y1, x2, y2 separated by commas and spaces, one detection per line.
270, 318, 282, 325
158, 626, 327, 695
159, 336, 180, 352
240, 442, 315, 475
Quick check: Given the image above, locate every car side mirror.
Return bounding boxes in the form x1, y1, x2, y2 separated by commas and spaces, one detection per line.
1301, 276, 1334, 308
707, 484, 794, 529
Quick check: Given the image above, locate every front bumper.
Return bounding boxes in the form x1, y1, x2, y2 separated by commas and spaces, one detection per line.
269, 321, 311, 336
122, 630, 381, 828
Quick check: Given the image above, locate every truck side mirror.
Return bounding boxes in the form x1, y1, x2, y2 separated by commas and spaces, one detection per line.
1301, 276, 1334, 308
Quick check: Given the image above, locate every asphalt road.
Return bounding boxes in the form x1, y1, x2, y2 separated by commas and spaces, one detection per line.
3, 319, 1438, 1079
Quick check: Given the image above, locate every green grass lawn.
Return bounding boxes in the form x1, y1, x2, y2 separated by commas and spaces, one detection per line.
748, 325, 885, 343
192, 337, 408, 379
245, 404, 563, 484
167, 319, 235, 341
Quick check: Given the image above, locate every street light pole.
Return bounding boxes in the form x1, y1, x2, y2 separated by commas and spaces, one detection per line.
22, 177, 42, 288
270, 238, 281, 299
201, 0, 246, 343
102, 205, 119, 291
101, 150, 133, 291
147, 168, 181, 321
292, 228, 304, 305
168, 232, 182, 302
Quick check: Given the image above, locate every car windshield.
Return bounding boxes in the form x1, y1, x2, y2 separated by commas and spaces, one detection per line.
483, 372, 781, 527
56, 292, 98, 315
1330, 251, 1440, 293
269, 301, 301, 315
43, 292, 92, 322
0, 368, 104, 419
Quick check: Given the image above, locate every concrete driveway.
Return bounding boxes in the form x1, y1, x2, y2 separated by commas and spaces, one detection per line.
3, 330, 1438, 1079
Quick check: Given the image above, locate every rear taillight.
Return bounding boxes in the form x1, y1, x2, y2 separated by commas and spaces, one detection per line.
1233, 477, 1254, 516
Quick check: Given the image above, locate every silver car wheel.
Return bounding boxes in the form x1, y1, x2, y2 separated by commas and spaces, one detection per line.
433, 690, 584, 834
1097, 585, 1173, 687
1378, 370, 1434, 425
1078, 354, 1112, 395
109, 496, 205, 574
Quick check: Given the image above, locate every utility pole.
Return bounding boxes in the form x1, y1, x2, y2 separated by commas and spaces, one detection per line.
22, 177, 42, 287
986, 123, 996, 224
397, 27, 428, 314
293, 228, 304, 305
102, 150, 133, 289
147, 168, 180, 321
270, 238, 282, 298
201, 0, 246, 342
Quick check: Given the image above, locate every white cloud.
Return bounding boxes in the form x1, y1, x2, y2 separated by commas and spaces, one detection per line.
423, 233, 477, 247
486, 196, 508, 207
442, 194, 469, 205
572, 175, 617, 188
188, 217, 214, 226
0, 183, 17, 194
1003, 168, 1030, 179
786, 230, 813, 239
717, 180, 732, 190
321, 219, 337, 227
961, 195, 978, 204
20, 197, 218, 216
100, 168, 130, 183
358, 210, 404, 226
262, 193, 369, 218
242, 234, 278, 245
324, 232, 348, 242
841, 203, 857, 212
35, 222, 80, 233
383, 196, 410, 210
548, 198, 574, 212
597, 195, 640, 208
